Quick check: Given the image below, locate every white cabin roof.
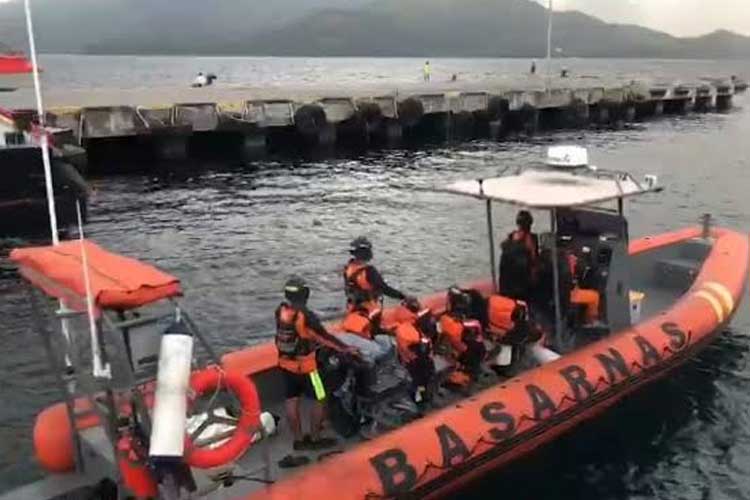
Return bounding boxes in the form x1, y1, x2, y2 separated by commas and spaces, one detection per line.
442, 168, 657, 209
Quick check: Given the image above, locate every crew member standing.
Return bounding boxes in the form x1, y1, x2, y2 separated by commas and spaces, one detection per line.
499, 210, 540, 301
275, 276, 356, 466
343, 236, 410, 313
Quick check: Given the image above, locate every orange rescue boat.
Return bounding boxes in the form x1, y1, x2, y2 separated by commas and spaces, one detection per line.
3, 146, 748, 500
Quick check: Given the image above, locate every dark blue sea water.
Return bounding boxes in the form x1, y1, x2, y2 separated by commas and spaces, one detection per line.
0, 56, 749, 498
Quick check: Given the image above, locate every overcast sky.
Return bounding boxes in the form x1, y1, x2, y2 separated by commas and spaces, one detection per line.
550, 0, 750, 37
1, 0, 748, 38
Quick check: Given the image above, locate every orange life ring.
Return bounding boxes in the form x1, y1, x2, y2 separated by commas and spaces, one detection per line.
184, 367, 261, 469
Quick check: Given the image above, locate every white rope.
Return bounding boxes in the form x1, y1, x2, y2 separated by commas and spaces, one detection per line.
77, 202, 111, 379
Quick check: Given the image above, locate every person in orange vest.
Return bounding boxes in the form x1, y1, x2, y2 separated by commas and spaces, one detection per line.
343, 236, 410, 313
499, 210, 540, 301
395, 299, 437, 402
275, 276, 358, 464
340, 300, 384, 341
566, 247, 601, 325
486, 294, 543, 374
486, 294, 527, 340
439, 287, 487, 386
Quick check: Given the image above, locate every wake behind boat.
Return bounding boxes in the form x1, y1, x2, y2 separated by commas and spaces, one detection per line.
2, 146, 748, 500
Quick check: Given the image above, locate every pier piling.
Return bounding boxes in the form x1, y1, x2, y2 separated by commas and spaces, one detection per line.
1, 75, 742, 172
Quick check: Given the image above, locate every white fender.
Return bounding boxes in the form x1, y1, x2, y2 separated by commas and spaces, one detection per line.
149, 320, 194, 459
531, 344, 562, 365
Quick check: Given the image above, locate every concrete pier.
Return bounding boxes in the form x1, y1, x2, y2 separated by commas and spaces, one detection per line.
1, 74, 743, 171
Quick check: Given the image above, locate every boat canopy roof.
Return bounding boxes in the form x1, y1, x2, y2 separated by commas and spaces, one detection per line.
441, 168, 659, 209
10, 240, 182, 311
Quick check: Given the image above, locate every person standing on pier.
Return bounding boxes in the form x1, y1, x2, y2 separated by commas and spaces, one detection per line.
423, 60, 431, 83
192, 72, 208, 88
530, 60, 537, 75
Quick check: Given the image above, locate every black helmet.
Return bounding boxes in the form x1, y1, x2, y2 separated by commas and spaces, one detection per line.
403, 296, 422, 313
447, 286, 471, 314
516, 210, 533, 230
349, 236, 373, 260
284, 275, 310, 304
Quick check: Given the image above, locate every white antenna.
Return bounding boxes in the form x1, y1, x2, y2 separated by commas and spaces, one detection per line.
24, 0, 58, 244
77, 201, 111, 379
546, 0, 553, 92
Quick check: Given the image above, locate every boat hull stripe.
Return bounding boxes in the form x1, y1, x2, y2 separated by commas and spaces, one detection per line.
693, 290, 725, 323
703, 281, 734, 317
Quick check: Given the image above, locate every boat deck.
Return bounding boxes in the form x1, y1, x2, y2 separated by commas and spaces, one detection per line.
188, 357, 524, 498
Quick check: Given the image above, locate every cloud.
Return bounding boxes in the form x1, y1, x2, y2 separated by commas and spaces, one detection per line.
544, 0, 750, 36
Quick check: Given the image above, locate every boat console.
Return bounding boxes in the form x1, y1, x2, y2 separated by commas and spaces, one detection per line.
554, 207, 633, 332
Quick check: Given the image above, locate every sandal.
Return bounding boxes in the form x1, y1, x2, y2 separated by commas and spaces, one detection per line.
278, 455, 311, 469
293, 435, 313, 451
318, 450, 344, 462
308, 436, 338, 450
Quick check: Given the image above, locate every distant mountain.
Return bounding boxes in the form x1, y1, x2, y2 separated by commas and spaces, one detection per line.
1, 0, 748, 58
0, 0, 372, 54
246, 0, 750, 58
680, 29, 750, 59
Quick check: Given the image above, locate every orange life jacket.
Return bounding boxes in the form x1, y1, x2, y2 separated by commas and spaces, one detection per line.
275, 303, 317, 374
571, 287, 600, 323
439, 314, 483, 356
344, 260, 379, 311
487, 295, 526, 339
341, 307, 381, 340
395, 322, 421, 364
394, 311, 434, 364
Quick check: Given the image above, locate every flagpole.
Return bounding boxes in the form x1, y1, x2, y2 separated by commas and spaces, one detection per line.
24, 0, 76, 374
546, 0, 553, 91
23, 0, 59, 244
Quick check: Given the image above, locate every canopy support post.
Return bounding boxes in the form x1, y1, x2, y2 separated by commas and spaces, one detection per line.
485, 198, 498, 293
28, 286, 85, 474
550, 209, 564, 349
617, 197, 624, 215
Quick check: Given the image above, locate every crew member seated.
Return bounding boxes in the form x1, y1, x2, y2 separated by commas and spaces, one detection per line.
439, 287, 487, 386
487, 295, 528, 339
565, 246, 601, 325
395, 299, 437, 402
344, 237, 410, 313
499, 210, 540, 301
341, 300, 384, 341
487, 295, 543, 372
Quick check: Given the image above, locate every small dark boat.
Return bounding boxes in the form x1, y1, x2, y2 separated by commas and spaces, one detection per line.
0, 109, 88, 236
